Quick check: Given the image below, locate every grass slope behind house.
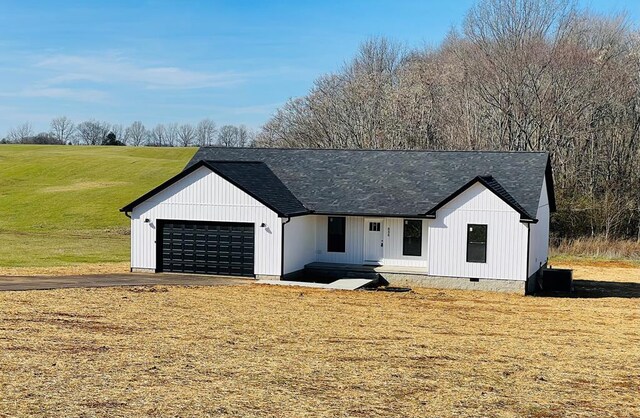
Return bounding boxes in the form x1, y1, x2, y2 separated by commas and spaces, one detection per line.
0, 145, 196, 267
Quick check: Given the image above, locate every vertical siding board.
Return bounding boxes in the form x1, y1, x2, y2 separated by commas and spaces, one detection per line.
311, 216, 430, 269
528, 178, 550, 276
381, 217, 429, 269
130, 166, 281, 276
283, 215, 317, 274
427, 183, 528, 281
129, 167, 544, 282
315, 215, 365, 264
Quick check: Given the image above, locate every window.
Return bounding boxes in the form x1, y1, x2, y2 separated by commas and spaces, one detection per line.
368, 222, 381, 232
403, 219, 422, 256
467, 224, 487, 263
327, 217, 346, 252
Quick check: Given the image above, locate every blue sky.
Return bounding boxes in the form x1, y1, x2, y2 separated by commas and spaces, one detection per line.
0, 0, 638, 136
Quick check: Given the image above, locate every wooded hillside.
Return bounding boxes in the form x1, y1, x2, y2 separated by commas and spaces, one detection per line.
258, 0, 640, 241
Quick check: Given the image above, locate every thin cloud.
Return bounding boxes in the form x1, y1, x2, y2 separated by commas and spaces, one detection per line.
36, 53, 245, 89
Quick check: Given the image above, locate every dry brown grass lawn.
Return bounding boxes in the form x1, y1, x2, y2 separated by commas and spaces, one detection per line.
0, 262, 130, 277
550, 258, 640, 284
1, 275, 638, 417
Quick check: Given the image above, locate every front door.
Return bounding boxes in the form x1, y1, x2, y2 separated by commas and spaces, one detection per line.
364, 218, 384, 264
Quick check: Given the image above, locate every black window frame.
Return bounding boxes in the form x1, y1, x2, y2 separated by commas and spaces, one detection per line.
402, 219, 422, 257
466, 224, 487, 263
327, 216, 346, 253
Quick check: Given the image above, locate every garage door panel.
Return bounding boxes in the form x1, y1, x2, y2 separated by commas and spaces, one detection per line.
158, 220, 254, 277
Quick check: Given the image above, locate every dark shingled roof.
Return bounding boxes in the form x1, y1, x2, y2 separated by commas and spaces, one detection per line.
183, 148, 555, 220
207, 161, 308, 216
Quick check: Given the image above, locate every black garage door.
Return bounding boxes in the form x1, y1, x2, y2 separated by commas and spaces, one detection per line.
157, 220, 255, 277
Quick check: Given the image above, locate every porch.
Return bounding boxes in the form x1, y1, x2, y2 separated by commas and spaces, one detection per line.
289, 261, 429, 284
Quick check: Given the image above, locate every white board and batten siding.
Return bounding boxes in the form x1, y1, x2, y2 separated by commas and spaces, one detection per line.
130, 166, 282, 276
427, 182, 529, 281
309, 215, 429, 269
314, 215, 366, 264
129, 166, 549, 282
528, 177, 550, 277
382, 218, 429, 268
282, 215, 317, 274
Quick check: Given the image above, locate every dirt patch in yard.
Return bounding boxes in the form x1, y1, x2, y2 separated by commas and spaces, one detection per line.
0, 282, 638, 417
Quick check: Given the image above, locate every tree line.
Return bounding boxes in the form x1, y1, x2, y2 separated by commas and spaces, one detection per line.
1, 118, 256, 148
257, 0, 640, 241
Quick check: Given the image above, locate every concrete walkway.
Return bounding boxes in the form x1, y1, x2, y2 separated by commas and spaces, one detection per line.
0, 273, 250, 291
257, 278, 374, 290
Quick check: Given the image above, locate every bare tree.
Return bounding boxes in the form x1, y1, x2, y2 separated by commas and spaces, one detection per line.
177, 124, 196, 147
217, 125, 239, 147
50, 117, 75, 144
149, 124, 167, 146
75, 120, 110, 145
238, 125, 253, 147
215, 125, 254, 147
258, 2, 640, 240
6, 122, 34, 143
166, 123, 179, 147
196, 119, 217, 146
125, 121, 148, 146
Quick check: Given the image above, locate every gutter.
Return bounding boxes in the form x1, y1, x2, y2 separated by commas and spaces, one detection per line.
124, 211, 131, 219
314, 211, 435, 219
520, 218, 538, 224
280, 217, 291, 279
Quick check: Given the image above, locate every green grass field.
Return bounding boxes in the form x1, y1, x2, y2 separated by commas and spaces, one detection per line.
0, 145, 196, 267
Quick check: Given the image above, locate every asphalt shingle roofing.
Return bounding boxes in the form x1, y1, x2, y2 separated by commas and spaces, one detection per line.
184, 148, 554, 220
207, 161, 308, 216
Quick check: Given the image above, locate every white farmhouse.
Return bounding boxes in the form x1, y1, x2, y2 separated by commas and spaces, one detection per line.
121, 148, 555, 294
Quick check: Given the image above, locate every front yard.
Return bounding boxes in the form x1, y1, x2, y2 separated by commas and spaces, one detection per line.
1, 271, 638, 417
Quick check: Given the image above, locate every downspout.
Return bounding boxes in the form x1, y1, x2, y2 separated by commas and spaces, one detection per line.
123, 211, 132, 272
280, 217, 291, 279
525, 223, 531, 294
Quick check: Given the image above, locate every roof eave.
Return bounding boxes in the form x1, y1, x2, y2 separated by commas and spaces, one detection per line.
281, 210, 313, 218
312, 211, 435, 219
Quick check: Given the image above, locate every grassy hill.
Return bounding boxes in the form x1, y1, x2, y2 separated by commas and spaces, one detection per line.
0, 145, 196, 267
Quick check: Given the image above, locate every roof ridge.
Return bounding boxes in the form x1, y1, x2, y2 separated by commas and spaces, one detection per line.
206, 160, 265, 164
197, 146, 549, 154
